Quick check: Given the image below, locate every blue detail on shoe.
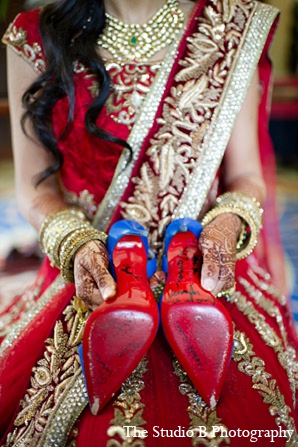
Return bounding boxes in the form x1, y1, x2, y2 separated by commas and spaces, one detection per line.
107, 219, 156, 279
162, 218, 203, 273
78, 343, 88, 390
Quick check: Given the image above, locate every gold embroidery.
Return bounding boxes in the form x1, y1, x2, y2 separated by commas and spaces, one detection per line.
107, 358, 148, 447
3, 24, 27, 46
232, 330, 255, 362
230, 291, 282, 349
4, 299, 90, 447
71, 60, 160, 128
91, 2, 279, 240
173, 358, 230, 446
222, 0, 253, 23
248, 265, 287, 306
237, 274, 298, 406
172, 329, 298, 445
120, 0, 265, 250
92, 29, 183, 232
65, 427, 79, 447
239, 274, 287, 343
2, 23, 46, 73
39, 373, 87, 447
233, 329, 298, 444
73, 60, 88, 74
173, 2, 278, 221
62, 187, 97, 219
106, 61, 160, 129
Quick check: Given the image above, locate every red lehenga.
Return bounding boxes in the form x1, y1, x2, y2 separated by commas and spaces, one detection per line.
1, 1, 298, 446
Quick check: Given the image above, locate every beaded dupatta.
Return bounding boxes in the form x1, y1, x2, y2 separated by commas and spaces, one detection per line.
92, 0, 279, 251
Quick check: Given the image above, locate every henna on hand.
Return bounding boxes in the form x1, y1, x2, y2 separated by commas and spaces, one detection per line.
74, 240, 117, 310
199, 213, 242, 296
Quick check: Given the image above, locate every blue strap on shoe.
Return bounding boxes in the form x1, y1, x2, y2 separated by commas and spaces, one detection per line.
107, 219, 156, 278
162, 218, 203, 273
78, 343, 88, 393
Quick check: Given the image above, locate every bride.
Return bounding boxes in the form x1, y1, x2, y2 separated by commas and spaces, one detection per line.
1, 0, 298, 445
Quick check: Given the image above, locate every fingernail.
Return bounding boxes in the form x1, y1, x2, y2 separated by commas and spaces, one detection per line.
102, 286, 116, 300
202, 278, 215, 291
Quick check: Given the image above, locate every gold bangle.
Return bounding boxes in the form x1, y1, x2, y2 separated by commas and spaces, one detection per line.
49, 222, 90, 267
201, 192, 263, 260
59, 228, 107, 264
44, 221, 90, 267
39, 209, 86, 246
39, 208, 88, 267
236, 220, 247, 251
39, 208, 108, 281
60, 228, 108, 283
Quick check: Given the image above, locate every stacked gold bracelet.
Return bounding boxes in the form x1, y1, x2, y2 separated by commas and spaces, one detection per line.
201, 192, 263, 260
39, 209, 89, 267
59, 226, 107, 283
39, 208, 107, 283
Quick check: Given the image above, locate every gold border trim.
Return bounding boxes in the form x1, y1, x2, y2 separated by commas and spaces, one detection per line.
173, 3, 279, 220
107, 357, 148, 446
38, 371, 88, 447
236, 275, 298, 407
92, 28, 184, 231
233, 329, 298, 444
173, 357, 230, 446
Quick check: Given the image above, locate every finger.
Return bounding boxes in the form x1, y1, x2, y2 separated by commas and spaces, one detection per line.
75, 271, 104, 310
199, 232, 221, 293
92, 263, 117, 301
88, 241, 117, 300
74, 240, 117, 301
201, 256, 220, 293
213, 255, 236, 296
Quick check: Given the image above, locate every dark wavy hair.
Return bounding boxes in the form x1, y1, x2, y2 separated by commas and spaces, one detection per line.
22, 0, 131, 185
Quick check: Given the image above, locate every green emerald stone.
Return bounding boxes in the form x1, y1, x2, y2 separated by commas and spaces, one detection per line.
131, 36, 137, 45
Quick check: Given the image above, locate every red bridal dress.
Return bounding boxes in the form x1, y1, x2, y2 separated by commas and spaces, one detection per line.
1, 1, 298, 446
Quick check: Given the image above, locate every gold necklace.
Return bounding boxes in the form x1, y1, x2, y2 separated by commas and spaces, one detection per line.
97, 0, 184, 63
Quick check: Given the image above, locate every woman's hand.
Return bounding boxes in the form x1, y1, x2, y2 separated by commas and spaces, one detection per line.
74, 240, 117, 310
199, 213, 242, 296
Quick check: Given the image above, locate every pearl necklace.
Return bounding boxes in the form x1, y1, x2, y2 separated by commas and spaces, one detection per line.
97, 0, 184, 63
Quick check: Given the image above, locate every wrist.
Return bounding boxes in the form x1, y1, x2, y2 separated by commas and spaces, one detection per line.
39, 208, 108, 282
201, 192, 263, 260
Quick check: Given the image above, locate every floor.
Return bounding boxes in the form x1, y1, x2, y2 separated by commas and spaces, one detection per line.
0, 160, 298, 329
0, 160, 41, 310
276, 166, 298, 326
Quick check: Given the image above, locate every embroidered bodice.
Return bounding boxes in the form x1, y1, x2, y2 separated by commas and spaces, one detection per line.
1, 9, 295, 446
53, 59, 160, 219
3, 2, 279, 253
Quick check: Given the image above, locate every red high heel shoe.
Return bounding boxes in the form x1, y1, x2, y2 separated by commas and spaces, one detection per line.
161, 218, 233, 408
81, 220, 159, 415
